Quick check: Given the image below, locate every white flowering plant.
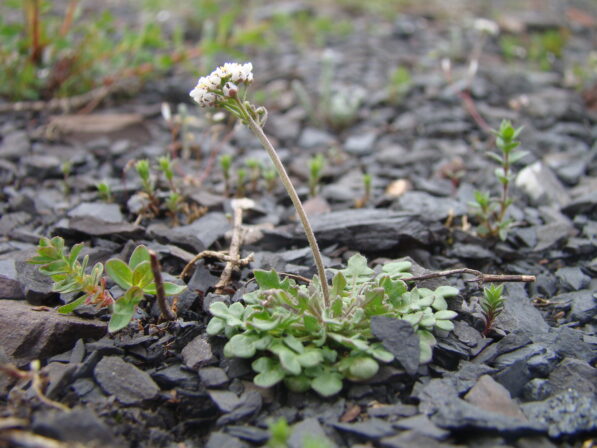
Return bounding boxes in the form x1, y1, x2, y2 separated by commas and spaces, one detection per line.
190, 63, 463, 396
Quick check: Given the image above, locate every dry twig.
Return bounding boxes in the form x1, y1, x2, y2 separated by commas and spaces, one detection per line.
405, 268, 535, 285
149, 250, 177, 321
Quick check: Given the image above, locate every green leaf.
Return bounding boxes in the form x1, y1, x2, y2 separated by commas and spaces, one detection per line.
162, 282, 187, 296
303, 315, 320, 333
252, 357, 275, 373
253, 269, 281, 289
249, 315, 280, 331
509, 150, 528, 164
254, 368, 285, 388
434, 310, 457, 320
57, 295, 87, 314
345, 253, 374, 277
68, 243, 84, 267
331, 272, 347, 297
105, 259, 133, 289
331, 298, 343, 317
224, 334, 256, 358
419, 340, 433, 364
132, 261, 153, 289
254, 335, 273, 350
109, 287, 144, 333
296, 349, 323, 368
209, 301, 229, 317
311, 372, 343, 397
382, 260, 412, 275
435, 320, 455, 331
434, 286, 459, 298
206, 317, 225, 335
277, 347, 302, 376
348, 356, 379, 380
284, 375, 311, 393
129, 245, 150, 270
487, 152, 504, 164
368, 343, 394, 363
284, 335, 304, 354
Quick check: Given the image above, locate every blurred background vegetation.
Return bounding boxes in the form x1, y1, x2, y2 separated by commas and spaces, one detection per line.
0, 0, 594, 102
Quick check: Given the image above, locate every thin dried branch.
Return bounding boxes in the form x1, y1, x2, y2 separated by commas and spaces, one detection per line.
405, 268, 536, 285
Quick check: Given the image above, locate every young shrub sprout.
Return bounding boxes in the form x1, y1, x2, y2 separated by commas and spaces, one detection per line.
355, 173, 372, 208
190, 62, 330, 305
469, 120, 526, 240
96, 181, 113, 202
480, 284, 505, 336
135, 159, 155, 197
158, 155, 176, 192
245, 158, 263, 194
235, 168, 247, 198
308, 154, 325, 198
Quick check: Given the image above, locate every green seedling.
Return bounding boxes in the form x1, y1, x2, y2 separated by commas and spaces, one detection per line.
387, 66, 412, 104
207, 254, 458, 397
245, 158, 262, 193
263, 167, 277, 193
355, 172, 372, 208
29, 237, 185, 333
61, 161, 73, 195
469, 120, 527, 240
219, 154, 233, 196
235, 168, 247, 197
266, 418, 291, 448
96, 181, 112, 202
480, 284, 504, 336
165, 191, 185, 226
308, 154, 325, 197
135, 159, 155, 196
157, 155, 176, 192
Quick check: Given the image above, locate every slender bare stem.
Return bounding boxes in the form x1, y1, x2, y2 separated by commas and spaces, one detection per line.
405, 268, 535, 285
149, 250, 177, 321
242, 111, 330, 307
215, 200, 249, 293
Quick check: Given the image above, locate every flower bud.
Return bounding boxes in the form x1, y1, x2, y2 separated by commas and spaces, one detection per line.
223, 82, 238, 98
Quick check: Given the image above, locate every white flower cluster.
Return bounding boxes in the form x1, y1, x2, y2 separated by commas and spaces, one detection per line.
473, 18, 499, 36
190, 62, 253, 107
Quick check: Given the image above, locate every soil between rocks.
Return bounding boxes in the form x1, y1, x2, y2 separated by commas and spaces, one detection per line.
0, 1, 596, 447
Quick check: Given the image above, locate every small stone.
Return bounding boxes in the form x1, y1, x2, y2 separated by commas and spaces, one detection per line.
199, 367, 229, 387
216, 390, 262, 426
94, 356, 159, 404
344, 131, 377, 155
205, 432, 248, 448
68, 202, 123, 223
0, 300, 106, 366
181, 334, 214, 370
515, 162, 570, 207
32, 408, 116, 445
395, 191, 467, 221
0, 130, 30, 160
547, 358, 597, 395
395, 414, 449, 439
368, 403, 417, 418
151, 364, 199, 389
371, 316, 419, 376
298, 127, 335, 149
287, 418, 331, 448
493, 359, 531, 398
464, 375, 527, 420
209, 390, 242, 413
522, 390, 597, 437
333, 418, 396, 439
555, 267, 591, 291
495, 283, 549, 336
381, 430, 461, 448
522, 379, 553, 402
226, 425, 269, 444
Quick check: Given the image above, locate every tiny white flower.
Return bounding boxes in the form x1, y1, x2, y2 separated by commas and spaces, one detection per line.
223, 82, 238, 98
473, 18, 499, 36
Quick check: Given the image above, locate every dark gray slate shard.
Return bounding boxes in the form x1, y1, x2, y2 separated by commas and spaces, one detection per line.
59, 216, 145, 240
493, 358, 531, 398
43, 362, 78, 399
94, 356, 159, 404
0, 258, 25, 299
181, 334, 215, 370
531, 326, 596, 364
395, 191, 467, 222
547, 357, 597, 395
32, 408, 120, 446
522, 379, 553, 402
209, 390, 241, 413
551, 290, 596, 324
430, 396, 544, 435
151, 364, 199, 390
68, 202, 123, 223
205, 432, 249, 448
495, 283, 549, 336
371, 316, 420, 376
522, 390, 597, 437
555, 267, 591, 291
394, 414, 449, 440
368, 403, 418, 418
148, 212, 231, 252
226, 425, 269, 444
199, 367, 229, 387
473, 330, 531, 365
332, 418, 396, 439
287, 418, 332, 448
381, 430, 462, 448
0, 300, 106, 366
216, 391, 263, 426
308, 209, 444, 252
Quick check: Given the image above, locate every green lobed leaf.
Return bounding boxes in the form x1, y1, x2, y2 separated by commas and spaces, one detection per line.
224, 333, 256, 358
296, 349, 323, 368
284, 375, 311, 393
347, 356, 379, 380
435, 319, 455, 332
206, 317, 225, 335
254, 368, 286, 388
345, 253, 374, 278
311, 372, 343, 397
162, 282, 187, 296
284, 335, 304, 354
253, 269, 282, 289
105, 258, 133, 290
209, 301, 229, 317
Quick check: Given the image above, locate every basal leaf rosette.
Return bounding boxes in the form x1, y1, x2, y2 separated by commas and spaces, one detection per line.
207, 254, 458, 397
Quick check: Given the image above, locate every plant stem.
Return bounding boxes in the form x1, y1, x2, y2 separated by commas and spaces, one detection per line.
242, 111, 330, 307
405, 268, 535, 285
149, 250, 177, 321
498, 153, 511, 223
